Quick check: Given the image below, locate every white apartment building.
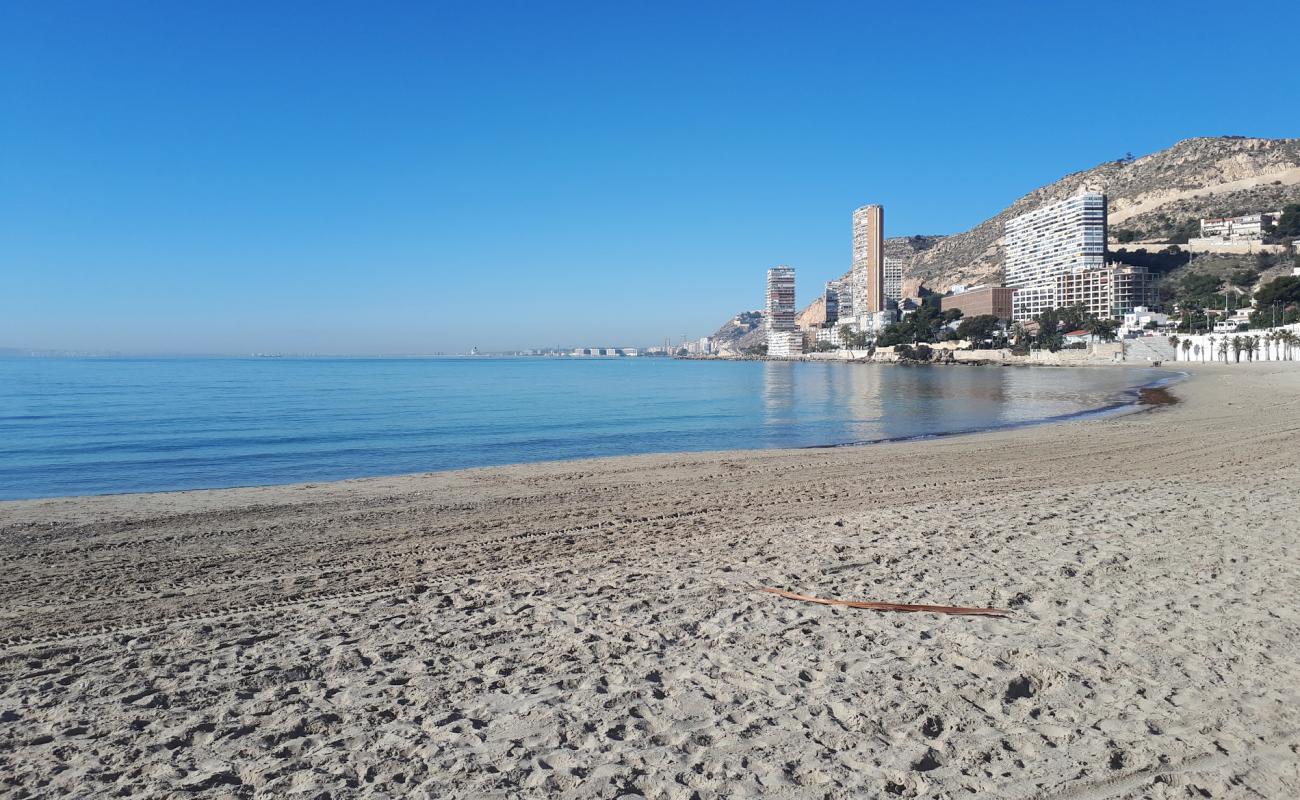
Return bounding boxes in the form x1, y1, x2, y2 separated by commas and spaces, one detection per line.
1056, 263, 1158, 319
1010, 284, 1059, 322
765, 266, 797, 333
824, 280, 846, 325
883, 257, 903, 304
1005, 192, 1107, 321
765, 266, 800, 358
1199, 211, 1279, 240
1118, 306, 1169, 338
766, 330, 802, 358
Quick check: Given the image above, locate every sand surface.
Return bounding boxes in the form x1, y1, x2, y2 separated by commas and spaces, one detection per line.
2, 364, 1299, 799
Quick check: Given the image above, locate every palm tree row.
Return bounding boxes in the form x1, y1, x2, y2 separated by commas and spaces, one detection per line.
1168, 329, 1300, 362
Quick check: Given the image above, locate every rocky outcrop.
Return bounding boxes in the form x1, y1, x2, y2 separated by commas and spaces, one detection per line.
796, 297, 827, 330
709, 310, 765, 354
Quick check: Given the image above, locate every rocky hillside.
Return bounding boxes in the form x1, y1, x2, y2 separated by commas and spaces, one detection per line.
803, 137, 1300, 319
708, 310, 765, 354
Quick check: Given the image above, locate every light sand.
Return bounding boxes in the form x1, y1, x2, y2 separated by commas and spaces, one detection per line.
2, 364, 1299, 798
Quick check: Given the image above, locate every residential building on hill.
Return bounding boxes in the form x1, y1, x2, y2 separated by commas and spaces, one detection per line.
1005, 191, 1107, 321
1198, 211, 1279, 240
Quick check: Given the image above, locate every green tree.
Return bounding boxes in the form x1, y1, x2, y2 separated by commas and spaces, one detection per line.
1178, 273, 1224, 307
1088, 318, 1120, 343
1248, 276, 1300, 328
955, 314, 1002, 343
1228, 268, 1260, 288
1167, 217, 1201, 244
1035, 308, 1064, 352
877, 304, 948, 347
1057, 303, 1093, 333
1275, 204, 1300, 237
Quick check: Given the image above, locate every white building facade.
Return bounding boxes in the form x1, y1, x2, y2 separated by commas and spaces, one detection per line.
883, 256, 903, 305
1005, 192, 1107, 321
765, 266, 800, 358
1199, 212, 1279, 240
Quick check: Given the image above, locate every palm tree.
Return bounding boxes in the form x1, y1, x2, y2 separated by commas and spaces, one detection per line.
1244, 337, 1257, 362
1206, 336, 1216, 363
1218, 338, 1230, 363
1232, 336, 1243, 363
1181, 339, 1192, 361
1282, 330, 1300, 361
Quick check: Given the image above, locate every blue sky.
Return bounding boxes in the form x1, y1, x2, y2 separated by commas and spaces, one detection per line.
2, 1, 1297, 354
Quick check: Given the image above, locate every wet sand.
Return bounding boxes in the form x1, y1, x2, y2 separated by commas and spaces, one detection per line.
2, 363, 1298, 798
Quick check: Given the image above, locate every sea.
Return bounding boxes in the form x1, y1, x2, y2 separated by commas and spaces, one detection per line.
0, 357, 1177, 500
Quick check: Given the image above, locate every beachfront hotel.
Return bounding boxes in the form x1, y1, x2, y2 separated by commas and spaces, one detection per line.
765, 266, 801, 357
1005, 191, 1107, 321
852, 205, 885, 313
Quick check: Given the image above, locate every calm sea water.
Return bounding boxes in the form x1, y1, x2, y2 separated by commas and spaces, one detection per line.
0, 358, 1174, 500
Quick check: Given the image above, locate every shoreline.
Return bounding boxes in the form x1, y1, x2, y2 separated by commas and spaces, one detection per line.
0, 362, 1180, 505
2, 364, 1299, 798
810, 368, 1187, 450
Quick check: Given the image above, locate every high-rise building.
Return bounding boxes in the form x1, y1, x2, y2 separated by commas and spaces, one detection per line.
883, 256, 903, 305
852, 205, 885, 314
829, 278, 854, 319
823, 282, 841, 326
765, 266, 800, 358
1005, 192, 1107, 321
765, 266, 797, 332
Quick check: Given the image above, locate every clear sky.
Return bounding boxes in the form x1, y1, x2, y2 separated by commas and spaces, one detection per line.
2, 1, 1297, 354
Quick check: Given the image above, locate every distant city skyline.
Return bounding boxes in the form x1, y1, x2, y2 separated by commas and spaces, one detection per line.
3, 1, 1299, 354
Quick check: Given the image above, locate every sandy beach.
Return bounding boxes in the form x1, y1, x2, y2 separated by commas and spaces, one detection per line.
2, 363, 1298, 799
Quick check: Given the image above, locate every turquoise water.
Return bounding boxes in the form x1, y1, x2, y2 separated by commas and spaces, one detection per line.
0, 358, 1173, 500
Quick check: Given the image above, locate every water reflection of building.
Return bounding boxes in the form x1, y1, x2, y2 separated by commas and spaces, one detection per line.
872, 366, 1012, 440
825, 362, 884, 443
761, 361, 888, 445
761, 361, 797, 444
